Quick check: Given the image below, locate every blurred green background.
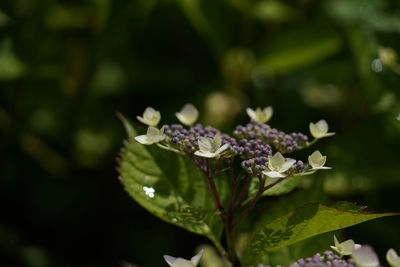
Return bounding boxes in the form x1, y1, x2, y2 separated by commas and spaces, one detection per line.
1, 0, 400, 266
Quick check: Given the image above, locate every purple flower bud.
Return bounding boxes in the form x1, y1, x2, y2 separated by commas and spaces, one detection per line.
312, 253, 321, 263
296, 160, 304, 170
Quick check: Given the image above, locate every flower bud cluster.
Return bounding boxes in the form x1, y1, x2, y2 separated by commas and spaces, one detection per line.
234, 121, 309, 154
289, 251, 355, 267
163, 123, 237, 155
233, 139, 272, 159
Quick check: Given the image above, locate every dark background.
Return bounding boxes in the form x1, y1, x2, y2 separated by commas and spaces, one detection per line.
1, 0, 400, 266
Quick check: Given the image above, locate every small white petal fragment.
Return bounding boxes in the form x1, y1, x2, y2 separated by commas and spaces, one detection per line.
308, 150, 331, 170
176, 103, 199, 126
136, 107, 161, 126
262, 152, 295, 178
352, 246, 380, 267
163, 250, 204, 267
164, 255, 177, 267
387, 248, 400, 267
246, 106, 273, 123
263, 171, 285, 178
194, 135, 229, 158
134, 126, 165, 145
143, 186, 155, 198
309, 119, 335, 139
190, 250, 204, 266
330, 235, 360, 257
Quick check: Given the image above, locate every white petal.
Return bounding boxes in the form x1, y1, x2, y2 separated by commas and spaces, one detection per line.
198, 137, 213, 153
263, 106, 273, 122
334, 235, 340, 248
172, 258, 195, 267
137, 107, 161, 126
268, 152, 285, 171
146, 126, 160, 137
263, 171, 285, 178
134, 135, 153, 145
194, 151, 217, 158
136, 116, 147, 125
312, 166, 332, 170
213, 134, 222, 150
330, 245, 339, 254
246, 108, 256, 121
215, 143, 229, 155
316, 119, 329, 131
280, 159, 296, 172
308, 150, 327, 169
352, 246, 380, 267
175, 104, 199, 126
146, 126, 164, 143
190, 250, 204, 266
310, 120, 329, 139
163, 255, 177, 266
387, 248, 400, 267
340, 239, 357, 255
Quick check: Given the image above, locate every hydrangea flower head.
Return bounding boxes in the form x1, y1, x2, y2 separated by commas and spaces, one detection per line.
136, 107, 161, 126
309, 119, 335, 139
387, 248, 400, 267
134, 126, 165, 145
330, 235, 361, 257
246, 106, 273, 123
308, 150, 331, 170
175, 103, 199, 126
163, 250, 204, 267
194, 135, 230, 158
262, 152, 296, 178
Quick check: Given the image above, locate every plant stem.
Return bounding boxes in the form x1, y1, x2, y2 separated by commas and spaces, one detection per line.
224, 217, 240, 267
232, 174, 253, 212
232, 177, 265, 229
204, 159, 226, 221
224, 167, 243, 267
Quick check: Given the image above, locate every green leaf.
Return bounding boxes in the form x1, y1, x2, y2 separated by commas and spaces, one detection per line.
117, 114, 228, 254
263, 176, 302, 196
244, 176, 302, 205
167, 207, 220, 222
175, 0, 232, 55
257, 231, 338, 266
257, 26, 342, 74
244, 203, 398, 263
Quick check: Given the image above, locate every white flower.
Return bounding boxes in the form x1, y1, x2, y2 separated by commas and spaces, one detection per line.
309, 119, 335, 139
163, 250, 204, 267
134, 126, 165, 145
308, 150, 331, 170
143, 186, 155, 198
262, 152, 296, 178
194, 135, 229, 158
136, 107, 161, 126
352, 246, 380, 267
175, 103, 199, 126
387, 248, 400, 267
246, 106, 273, 123
330, 235, 361, 257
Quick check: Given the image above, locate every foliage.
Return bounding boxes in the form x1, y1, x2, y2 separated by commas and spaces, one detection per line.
118, 109, 398, 266
2, 0, 400, 266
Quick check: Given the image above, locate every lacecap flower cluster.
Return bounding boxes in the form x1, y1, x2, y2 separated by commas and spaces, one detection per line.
134, 103, 334, 179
